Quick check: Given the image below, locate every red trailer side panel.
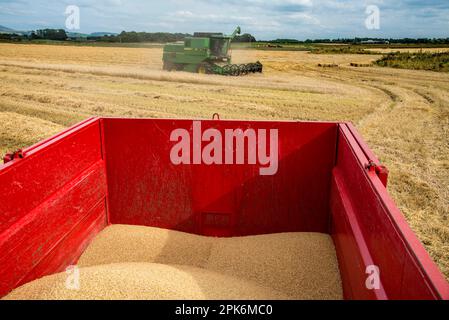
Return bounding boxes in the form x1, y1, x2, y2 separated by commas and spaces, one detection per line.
17, 200, 107, 288
331, 124, 449, 300
0, 118, 108, 297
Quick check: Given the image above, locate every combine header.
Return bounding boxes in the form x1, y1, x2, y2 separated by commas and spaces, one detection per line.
162, 26, 263, 76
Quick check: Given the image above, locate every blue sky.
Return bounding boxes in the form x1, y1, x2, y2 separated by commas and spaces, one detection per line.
0, 0, 448, 40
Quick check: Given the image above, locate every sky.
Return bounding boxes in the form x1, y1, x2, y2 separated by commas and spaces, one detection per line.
0, 0, 448, 40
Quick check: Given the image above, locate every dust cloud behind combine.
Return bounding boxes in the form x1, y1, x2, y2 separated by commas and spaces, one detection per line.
0, 43, 448, 279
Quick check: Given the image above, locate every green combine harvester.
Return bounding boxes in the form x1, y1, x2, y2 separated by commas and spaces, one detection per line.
162, 26, 263, 76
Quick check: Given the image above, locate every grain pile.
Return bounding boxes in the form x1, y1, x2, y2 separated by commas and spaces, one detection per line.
4, 225, 343, 300
4, 263, 289, 300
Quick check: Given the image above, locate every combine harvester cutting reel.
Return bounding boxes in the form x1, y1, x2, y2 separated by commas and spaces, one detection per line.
212, 62, 263, 76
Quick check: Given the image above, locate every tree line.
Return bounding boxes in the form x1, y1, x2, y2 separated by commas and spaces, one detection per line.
95, 31, 190, 43
0, 29, 257, 43
271, 38, 449, 44
1, 28, 448, 45
90, 31, 256, 43
0, 29, 68, 41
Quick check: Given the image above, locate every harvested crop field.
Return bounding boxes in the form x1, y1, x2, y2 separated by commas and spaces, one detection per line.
0, 43, 448, 280
4, 225, 342, 300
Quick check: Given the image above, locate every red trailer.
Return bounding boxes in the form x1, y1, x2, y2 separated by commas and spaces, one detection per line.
0, 117, 448, 300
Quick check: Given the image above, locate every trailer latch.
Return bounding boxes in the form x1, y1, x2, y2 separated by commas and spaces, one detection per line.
365, 160, 389, 188
3, 149, 25, 164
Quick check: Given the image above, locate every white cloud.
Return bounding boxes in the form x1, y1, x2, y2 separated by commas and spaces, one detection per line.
286, 12, 320, 25
0, 0, 448, 39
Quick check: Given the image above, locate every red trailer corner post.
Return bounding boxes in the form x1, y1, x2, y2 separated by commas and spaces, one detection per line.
0, 117, 448, 300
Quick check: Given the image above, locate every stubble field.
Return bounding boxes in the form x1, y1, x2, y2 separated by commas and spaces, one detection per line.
0, 43, 448, 279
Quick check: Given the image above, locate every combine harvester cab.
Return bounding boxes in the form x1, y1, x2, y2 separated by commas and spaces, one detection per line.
163, 26, 263, 76
0, 117, 448, 300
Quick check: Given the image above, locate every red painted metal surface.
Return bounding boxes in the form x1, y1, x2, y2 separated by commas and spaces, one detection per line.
102, 119, 337, 236
0, 117, 447, 299
331, 124, 449, 300
0, 118, 108, 297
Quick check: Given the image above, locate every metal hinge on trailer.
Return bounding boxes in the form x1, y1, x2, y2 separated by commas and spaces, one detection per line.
344, 123, 389, 188
365, 160, 389, 188
3, 149, 25, 164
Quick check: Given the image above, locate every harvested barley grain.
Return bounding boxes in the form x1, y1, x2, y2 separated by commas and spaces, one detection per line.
78, 225, 343, 300
4, 263, 289, 300
78, 225, 213, 268
3, 225, 343, 300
